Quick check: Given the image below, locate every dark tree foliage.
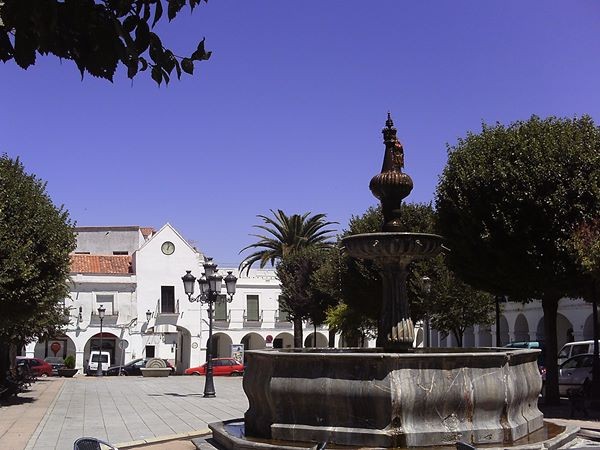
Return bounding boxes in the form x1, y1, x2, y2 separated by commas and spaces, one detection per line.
0, 0, 211, 84
436, 115, 600, 404
326, 203, 494, 346
277, 247, 336, 347
0, 155, 76, 381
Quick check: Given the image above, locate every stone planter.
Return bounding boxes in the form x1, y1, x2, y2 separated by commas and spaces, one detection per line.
57, 368, 78, 378
140, 368, 171, 377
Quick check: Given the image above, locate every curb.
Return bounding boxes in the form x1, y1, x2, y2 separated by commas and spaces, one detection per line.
116, 429, 211, 448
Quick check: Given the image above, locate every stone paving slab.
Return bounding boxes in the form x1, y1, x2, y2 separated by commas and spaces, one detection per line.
24, 375, 247, 450
0, 378, 65, 450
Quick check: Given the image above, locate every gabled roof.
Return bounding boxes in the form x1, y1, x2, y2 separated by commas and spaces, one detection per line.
70, 255, 133, 275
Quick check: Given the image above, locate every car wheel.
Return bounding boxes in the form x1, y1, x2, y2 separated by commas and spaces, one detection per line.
120, 370, 128, 376
230, 372, 241, 377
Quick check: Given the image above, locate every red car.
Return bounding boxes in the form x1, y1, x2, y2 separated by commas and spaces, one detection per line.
184, 358, 244, 376
16, 357, 53, 377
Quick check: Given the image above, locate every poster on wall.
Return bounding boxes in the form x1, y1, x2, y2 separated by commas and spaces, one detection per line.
231, 344, 244, 365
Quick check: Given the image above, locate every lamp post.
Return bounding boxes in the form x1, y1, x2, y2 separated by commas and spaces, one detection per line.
422, 276, 432, 348
182, 257, 237, 397
97, 304, 105, 377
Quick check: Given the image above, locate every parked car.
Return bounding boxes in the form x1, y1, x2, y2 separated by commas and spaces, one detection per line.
44, 357, 66, 376
86, 351, 111, 375
184, 358, 244, 376
106, 358, 175, 376
558, 340, 600, 365
543, 353, 594, 397
16, 357, 53, 377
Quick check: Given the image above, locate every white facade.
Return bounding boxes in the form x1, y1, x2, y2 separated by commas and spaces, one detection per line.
427, 297, 597, 350
25, 224, 332, 373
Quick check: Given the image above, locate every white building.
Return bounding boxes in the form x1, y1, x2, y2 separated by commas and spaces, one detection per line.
25, 224, 332, 373
428, 297, 597, 350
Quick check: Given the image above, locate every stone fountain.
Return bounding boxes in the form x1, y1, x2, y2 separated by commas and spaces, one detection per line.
207, 115, 578, 450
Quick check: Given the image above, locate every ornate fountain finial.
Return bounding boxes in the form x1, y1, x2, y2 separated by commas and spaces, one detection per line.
369, 113, 414, 232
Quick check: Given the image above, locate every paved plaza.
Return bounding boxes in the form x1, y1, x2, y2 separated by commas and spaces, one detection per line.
1, 375, 246, 450
3, 375, 600, 450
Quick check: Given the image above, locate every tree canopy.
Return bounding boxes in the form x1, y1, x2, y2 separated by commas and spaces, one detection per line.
0, 155, 76, 383
436, 115, 600, 404
277, 246, 336, 345
0, 0, 211, 84
318, 202, 494, 347
239, 209, 336, 347
0, 155, 76, 345
239, 209, 337, 274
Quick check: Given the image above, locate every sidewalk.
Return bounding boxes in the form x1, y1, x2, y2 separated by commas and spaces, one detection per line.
0, 378, 65, 450
25, 375, 246, 450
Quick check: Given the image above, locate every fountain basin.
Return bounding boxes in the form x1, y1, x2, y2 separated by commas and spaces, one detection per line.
243, 348, 544, 448
342, 232, 444, 263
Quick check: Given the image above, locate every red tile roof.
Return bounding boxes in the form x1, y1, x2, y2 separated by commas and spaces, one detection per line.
70, 255, 132, 274
140, 227, 155, 238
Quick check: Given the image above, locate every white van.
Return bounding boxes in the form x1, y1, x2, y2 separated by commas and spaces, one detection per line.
558, 340, 600, 365
87, 351, 111, 375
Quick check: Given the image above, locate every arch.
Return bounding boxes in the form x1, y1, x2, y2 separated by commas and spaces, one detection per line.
463, 326, 475, 348
499, 315, 509, 346
415, 328, 424, 348
211, 332, 233, 358
83, 332, 120, 373
34, 335, 76, 360
514, 314, 530, 342
174, 326, 192, 373
304, 332, 328, 348
241, 333, 266, 351
583, 314, 596, 340
537, 313, 573, 349
478, 325, 493, 347
273, 332, 293, 349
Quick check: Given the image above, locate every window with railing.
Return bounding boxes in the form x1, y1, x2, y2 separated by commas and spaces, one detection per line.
161, 286, 175, 313
214, 295, 228, 321
246, 295, 260, 321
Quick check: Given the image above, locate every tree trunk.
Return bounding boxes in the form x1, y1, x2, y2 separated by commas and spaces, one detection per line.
0, 340, 9, 384
293, 317, 303, 348
542, 295, 560, 405
328, 329, 336, 348
453, 329, 463, 347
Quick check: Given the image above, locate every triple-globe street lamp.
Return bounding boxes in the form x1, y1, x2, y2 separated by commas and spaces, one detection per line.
96, 304, 106, 377
182, 257, 237, 398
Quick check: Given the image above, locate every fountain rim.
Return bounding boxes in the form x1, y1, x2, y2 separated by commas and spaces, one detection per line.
341, 231, 444, 240
244, 347, 540, 360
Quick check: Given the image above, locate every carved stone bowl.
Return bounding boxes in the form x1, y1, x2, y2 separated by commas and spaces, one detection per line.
342, 232, 444, 263
243, 348, 544, 448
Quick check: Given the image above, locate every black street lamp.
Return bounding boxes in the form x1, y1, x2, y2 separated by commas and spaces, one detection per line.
97, 304, 106, 377
182, 257, 237, 397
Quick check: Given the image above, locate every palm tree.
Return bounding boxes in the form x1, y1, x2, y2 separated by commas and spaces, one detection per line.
239, 210, 337, 348
239, 209, 337, 273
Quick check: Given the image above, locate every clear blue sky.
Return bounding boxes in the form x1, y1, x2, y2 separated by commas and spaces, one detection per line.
1, 1, 599, 265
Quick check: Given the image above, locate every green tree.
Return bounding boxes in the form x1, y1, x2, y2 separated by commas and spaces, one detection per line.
569, 220, 600, 397
239, 209, 336, 273
277, 247, 336, 347
0, 0, 211, 84
436, 115, 600, 404
239, 209, 336, 347
0, 155, 76, 383
419, 255, 495, 347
